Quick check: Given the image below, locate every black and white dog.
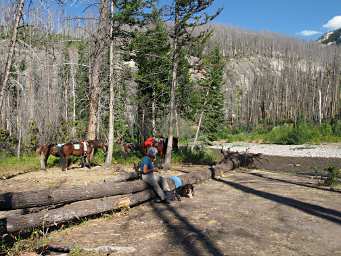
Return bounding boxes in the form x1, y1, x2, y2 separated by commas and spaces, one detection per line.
166, 181, 194, 202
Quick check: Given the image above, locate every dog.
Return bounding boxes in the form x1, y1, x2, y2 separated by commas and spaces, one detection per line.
166, 184, 194, 201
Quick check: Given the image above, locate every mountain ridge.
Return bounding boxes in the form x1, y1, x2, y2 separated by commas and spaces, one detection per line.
319, 28, 341, 45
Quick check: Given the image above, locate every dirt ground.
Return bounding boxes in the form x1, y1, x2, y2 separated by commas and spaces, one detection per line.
41, 168, 341, 256
0, 164, 198, 193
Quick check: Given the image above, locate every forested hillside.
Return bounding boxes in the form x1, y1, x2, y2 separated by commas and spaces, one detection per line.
0, 0, 340, 158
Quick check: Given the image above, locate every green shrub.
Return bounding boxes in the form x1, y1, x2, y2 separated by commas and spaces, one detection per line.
265, 122, 320, 145
320, 123, 333, 136
172, 146, 217, 165
324, 166, 340, 187
265, 124, 293, 144
332, 120, 341, 136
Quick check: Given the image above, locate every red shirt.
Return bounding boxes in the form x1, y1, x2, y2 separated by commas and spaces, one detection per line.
144, 137, 154, 148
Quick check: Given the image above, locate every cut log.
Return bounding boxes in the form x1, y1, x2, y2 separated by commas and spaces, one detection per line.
0, 204, 63, 219
0, 178, 148, 210
0, 157, 242, 211
4, 190, 155, 234
0, 163, 242, 234
110, 171, 139, 182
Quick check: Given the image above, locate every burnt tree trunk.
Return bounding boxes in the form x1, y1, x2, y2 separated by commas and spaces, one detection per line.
0, 0, 25, 110
87, 0, 109, 140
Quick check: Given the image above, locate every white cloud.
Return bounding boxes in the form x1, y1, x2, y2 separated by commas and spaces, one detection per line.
297, 30, 321, 36
323, 16, 341, 30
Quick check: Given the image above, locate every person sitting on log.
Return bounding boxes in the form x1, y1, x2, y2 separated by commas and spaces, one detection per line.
140, 147, 171, 204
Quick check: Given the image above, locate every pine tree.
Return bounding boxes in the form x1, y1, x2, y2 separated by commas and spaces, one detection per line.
192, 47, 225, 148
163, 0, 222, 169
201, 47, 225, 139
131, 16, 171, 138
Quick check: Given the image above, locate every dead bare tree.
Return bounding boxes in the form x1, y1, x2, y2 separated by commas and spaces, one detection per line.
87, 0, 110, 140
0, 0, 25, 110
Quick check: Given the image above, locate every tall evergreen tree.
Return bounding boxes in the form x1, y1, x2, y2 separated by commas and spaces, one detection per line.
192, 47, 225, 148
131, 16, 171, 138
162, 0, 222, 169
201, 47, 225, 138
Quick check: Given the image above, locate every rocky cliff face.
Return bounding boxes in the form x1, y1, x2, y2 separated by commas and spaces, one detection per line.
319, 28, 341, 45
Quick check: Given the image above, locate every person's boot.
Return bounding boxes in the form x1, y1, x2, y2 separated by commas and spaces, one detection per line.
164, 199, 171, 204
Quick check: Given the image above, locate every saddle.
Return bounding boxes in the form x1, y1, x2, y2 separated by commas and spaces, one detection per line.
72, 141, 89, 156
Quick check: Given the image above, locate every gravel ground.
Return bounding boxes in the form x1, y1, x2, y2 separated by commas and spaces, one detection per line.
210, 142, 341, 158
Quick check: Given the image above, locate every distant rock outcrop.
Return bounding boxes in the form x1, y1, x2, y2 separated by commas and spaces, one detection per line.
318, 28, 341, 45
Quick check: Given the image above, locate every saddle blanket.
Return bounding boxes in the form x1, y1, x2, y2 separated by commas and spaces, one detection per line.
73, 144, 80, 150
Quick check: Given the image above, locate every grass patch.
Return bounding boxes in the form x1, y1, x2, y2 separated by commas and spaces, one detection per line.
0, 155, 40, 178
172, 147, 219, 165
0, 154, 62, 178
214, 122, 341, 145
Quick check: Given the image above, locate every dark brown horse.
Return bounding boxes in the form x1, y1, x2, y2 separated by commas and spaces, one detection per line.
159, 137, 179, 157
36, 141, 94, 171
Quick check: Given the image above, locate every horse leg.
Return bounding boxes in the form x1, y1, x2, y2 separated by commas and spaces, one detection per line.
40, 153, 47, 170
85, 155, 91, 169
80, 156, 85, 168
61, 156, 67, 171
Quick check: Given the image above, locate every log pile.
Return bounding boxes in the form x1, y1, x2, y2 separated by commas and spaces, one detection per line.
0, 150, 260, 235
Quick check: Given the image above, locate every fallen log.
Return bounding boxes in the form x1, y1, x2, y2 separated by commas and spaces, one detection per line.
0, 150, 253, 211
0, 167, 213, 211
0, 178, 149, 210
0, 152, 256, 234
3, 190, 155, 233
0, 204, 63, 219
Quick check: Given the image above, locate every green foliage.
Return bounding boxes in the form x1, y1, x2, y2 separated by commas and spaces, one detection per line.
324, 166, 340, 187
75, 42, 90, 121
112, 0, 154, 31
332, 120, 341, 136
255, 123, 319, 144
0, 155, 40, 178
131, 17, 172, 133
22, 121, 39, 153
176, 49, 193, 119
199, 47, 225, 140
172, 147, 217, 165
0, 129, 18, 155
218, 121, 341, 145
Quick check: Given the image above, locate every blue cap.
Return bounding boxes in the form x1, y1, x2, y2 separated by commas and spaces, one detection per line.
147, 147, 158, 157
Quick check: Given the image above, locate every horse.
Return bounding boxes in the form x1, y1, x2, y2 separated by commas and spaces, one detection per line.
36, 141, 94, 171
162, 137, 179, 155
147, 137, 179, 168
88, 139, 108, 161
88, 140, 108, 153
116, 137, 141, 158
154, 137, 166, 159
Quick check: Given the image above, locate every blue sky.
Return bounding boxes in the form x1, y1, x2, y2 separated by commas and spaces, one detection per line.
5, 0, 341, 40
207, 0, 340, 39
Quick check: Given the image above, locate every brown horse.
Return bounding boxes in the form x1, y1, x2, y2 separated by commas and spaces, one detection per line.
88, 140, 108, 153
116, 138, 141, 158
36, 141, 93, 171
